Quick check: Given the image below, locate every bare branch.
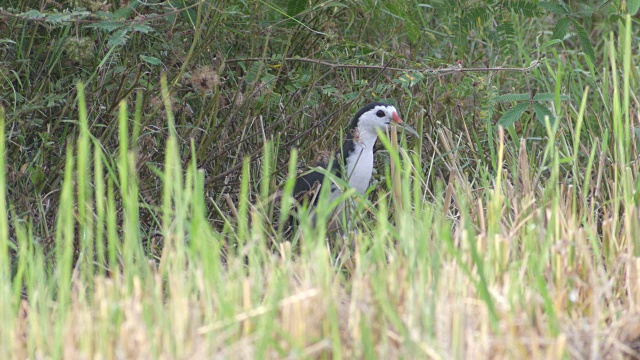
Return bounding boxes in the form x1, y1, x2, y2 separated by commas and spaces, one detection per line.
224, 57, 542, 75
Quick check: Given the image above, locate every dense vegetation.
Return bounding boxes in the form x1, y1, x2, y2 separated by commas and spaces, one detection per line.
1, 0, 639, 358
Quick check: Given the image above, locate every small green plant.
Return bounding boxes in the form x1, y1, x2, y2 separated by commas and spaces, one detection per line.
539, 1, 598, 65
495, 92, 569, 128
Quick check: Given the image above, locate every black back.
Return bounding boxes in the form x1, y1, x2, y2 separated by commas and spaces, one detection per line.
292, 156, 340, 206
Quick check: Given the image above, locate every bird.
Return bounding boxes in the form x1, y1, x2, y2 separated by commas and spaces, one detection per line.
291, 101, 419, 229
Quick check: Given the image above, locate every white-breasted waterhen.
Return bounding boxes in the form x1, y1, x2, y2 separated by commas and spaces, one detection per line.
292, 102, 419, 227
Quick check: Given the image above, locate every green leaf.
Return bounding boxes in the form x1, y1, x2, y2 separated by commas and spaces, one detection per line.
628, 0, 640, 15
85, 21, 123, 32
46, 13, 75, 24
421, 56, 449, 66
497, 102, 529, 128
532, 103, 556, 125
321, 86, 338, 95
107, 29, 130, 48
287, 0, 307, 17
574, 5, 594, 18
313, 1, 349, 9
405, 19, 420, 43
494, 93, 530, 102
533, 93, 569, 101
394, 72, 424, 88
113, 0, 141, 19
552, 17, 570, 40
30, 165, 46, 192
131, 24, 154, 33
261, 73, 277, 84
541, 39, 563, 49
573, 20, 596, 64
140, 55, 162, 66
19, 10, 46, 20
507, 0, 540, 16
244, 62, 262, 84
539, 1, 569, 15
495, 20, 516, 54
458, 6, 493, 30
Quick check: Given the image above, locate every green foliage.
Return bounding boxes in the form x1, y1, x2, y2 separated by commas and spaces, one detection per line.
286, 0, 308, 18
538, 1, 569, 15
494, 93, 530, 102
628, 0, 640, 15
429, 0, 541, 57
552, 17, 571, 40
541, 1, 598, 64
494, 92, 569, 128
497, 101, 529, 128
573, 19, 596, 64
0, 0, 630, 258
16, 6, 156, 49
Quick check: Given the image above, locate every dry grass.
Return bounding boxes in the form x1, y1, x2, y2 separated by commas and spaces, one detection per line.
6, 227, 640, 360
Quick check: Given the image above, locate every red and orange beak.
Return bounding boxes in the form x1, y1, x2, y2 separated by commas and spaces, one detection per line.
391, 112, 419, 137
392, 112, 404, 125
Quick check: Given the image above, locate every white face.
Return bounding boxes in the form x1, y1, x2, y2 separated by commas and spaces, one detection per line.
357, 105, 401, 134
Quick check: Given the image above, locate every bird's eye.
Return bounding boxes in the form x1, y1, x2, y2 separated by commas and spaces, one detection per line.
376, 110, 385, 118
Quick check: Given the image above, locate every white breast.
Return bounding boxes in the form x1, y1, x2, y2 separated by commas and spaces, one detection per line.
345, 144, 374, 194
329, 126, 378, 203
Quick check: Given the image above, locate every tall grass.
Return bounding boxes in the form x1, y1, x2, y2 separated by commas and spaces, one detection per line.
1, 10, 639, 360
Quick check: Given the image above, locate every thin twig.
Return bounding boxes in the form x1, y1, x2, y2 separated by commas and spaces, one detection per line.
225, 57, 542, 75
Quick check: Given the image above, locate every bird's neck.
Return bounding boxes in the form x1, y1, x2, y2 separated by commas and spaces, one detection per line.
340, 126, 379, 156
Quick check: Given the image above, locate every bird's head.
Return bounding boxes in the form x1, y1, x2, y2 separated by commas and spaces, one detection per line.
349, 102, 419, 138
